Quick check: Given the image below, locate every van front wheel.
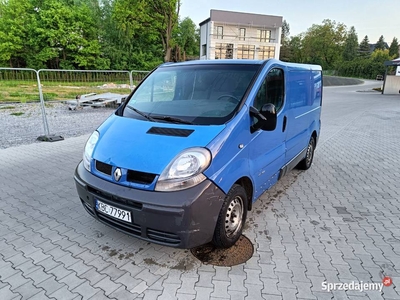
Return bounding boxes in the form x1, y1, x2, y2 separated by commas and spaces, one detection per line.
298, 136, 315, 170
212, 184, 248, 248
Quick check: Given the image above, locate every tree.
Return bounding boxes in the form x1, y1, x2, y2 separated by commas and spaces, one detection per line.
288, 34, 305, 63
30, 0, 108, 69
173, 17, 199, 59
359, 35, 370, 57
0, 0, 34, 67
279, 20, 292, 61
375, 35, 386, 51
342, 26, 358, 61
113, 0, 180, 63
301, 19, 347, 69
147, 0, 181, 62
389, 37, 399, 58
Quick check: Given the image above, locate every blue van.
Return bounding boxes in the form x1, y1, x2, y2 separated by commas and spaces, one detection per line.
74, 59, 322, 249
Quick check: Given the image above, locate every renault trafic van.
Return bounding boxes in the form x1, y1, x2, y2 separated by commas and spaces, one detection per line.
74, 59, 322, 249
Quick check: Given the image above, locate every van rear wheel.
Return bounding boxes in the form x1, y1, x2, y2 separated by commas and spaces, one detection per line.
297, 136, 315, 170
212, 184, 248, 248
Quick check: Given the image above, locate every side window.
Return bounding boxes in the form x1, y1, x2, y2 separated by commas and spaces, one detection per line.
254, 68, 284, 111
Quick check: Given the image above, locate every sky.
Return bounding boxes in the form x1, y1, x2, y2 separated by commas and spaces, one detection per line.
180, 0, 399, 44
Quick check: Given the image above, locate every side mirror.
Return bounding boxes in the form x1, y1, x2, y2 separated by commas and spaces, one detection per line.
260, 103, 277, 131
250, 104, 277, 132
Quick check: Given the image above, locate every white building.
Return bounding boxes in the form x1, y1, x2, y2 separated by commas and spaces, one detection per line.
199, 9, 283, 60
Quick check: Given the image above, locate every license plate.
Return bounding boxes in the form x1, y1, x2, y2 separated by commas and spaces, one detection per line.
95, 200, 132, 223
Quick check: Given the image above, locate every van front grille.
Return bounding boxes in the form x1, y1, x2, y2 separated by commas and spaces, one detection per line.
95, 160, 112, 175
87, 186, 142, 210
127, 170, 156, 185
97, 213, 141, 236
147, 228, 181, 245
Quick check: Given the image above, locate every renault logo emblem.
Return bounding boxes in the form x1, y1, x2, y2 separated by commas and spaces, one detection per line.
114, 168, 122, 182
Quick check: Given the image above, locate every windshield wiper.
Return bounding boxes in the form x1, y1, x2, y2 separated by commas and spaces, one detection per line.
127, 105, 155, 122
151, 115, 193, 125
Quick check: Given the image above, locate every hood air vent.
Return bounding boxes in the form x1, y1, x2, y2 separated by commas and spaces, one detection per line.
147, 127, 194, 137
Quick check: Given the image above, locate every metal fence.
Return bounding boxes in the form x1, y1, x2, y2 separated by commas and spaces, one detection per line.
0, 68, 149, 146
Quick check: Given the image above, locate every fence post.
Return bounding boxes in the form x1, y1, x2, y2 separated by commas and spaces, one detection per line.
36, 70, 64, 142
129, 71, 134, 90
35, 70, 50, 136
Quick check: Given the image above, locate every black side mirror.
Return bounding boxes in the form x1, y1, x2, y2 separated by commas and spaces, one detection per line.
260, 103, 277, 131
250, 104, 277, 132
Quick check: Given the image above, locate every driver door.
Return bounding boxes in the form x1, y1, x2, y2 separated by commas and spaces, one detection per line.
248, 68, 287, 199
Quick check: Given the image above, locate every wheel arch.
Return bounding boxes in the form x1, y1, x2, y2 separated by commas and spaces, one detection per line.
234, 176, 254, 211
312, 130, 318, 148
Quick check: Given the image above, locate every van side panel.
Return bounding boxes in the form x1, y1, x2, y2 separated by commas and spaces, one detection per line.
204, 106, 254, 195
285, 67, 322, 163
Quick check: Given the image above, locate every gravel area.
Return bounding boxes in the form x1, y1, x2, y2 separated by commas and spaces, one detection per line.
0, 102, 114, 149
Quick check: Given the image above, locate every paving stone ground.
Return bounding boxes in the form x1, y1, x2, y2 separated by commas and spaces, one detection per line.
0, 81, 399, 299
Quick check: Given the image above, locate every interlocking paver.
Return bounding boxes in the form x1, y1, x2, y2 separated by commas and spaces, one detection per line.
49, 285, 80, 300
194, 286, 213, 300
109, 286, 137, 300
72, 280, 101, 299
93, 276, 122, 296
1, 81, 400, 299
13, 280, 43, 299
35, 276, 66, 296
0, 284, 21, 300
177, 275, 198, 295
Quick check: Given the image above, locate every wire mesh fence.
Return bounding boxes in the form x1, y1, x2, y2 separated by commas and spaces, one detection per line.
0, 67, 51, 146
38, 69, 133, 102
0, 68, 150, 148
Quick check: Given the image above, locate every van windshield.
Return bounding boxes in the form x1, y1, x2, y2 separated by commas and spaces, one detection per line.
123, 64, 260, 125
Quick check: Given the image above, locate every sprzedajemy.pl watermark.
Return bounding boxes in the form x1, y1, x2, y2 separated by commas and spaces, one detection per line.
322, 277, 393, 293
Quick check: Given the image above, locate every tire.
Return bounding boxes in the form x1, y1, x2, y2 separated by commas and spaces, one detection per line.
297, 136, 315, 170
212, 184, 248, 248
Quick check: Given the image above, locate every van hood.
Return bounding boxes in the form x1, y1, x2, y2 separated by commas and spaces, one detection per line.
92, 115, 225, 175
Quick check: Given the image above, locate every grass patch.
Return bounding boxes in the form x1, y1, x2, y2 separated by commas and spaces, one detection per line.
10, 112, 24, 116
0, 105, 15, 110
0, 79, 131, 103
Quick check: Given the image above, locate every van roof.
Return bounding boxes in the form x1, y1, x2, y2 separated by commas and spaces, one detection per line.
160, 59, 322, 71
160, 59, 267, 67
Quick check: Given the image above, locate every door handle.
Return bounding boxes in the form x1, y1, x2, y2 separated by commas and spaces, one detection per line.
282, 116, 287, 132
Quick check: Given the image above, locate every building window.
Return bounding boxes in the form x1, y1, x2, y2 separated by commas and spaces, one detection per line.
239, 28, 246, 41
216, 26, 223, 39
237, 45, 255, 59
202, 44, 207, 56
258, 46, 275, 59
215, 43, 233, 59
257, 29, 271, 42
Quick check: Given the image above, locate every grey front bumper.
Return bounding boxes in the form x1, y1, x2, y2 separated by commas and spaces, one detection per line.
74, 162, 226, 249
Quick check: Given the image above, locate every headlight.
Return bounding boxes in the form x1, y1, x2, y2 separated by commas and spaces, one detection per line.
155, 147, 211, 191
83, 131, 99, 172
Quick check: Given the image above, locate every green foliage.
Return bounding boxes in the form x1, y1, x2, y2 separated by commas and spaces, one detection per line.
0, 0, 190, 69
10, 112, 24, 116
359, 35, 370, 57
288, 35, 305, 63
174, 17, 199, 57
299, 19, 347, 69
336, 50, 394, 79
279, 20, 291, 62
389, 37, 399, 58
342, 26, 358, 61
374, 35, 386, 51
283, 20, 398, 79
113, 0, 181, 62
0, 0, 35, 67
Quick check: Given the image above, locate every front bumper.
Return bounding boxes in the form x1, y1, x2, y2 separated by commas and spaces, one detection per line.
74, 162, 225, 248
